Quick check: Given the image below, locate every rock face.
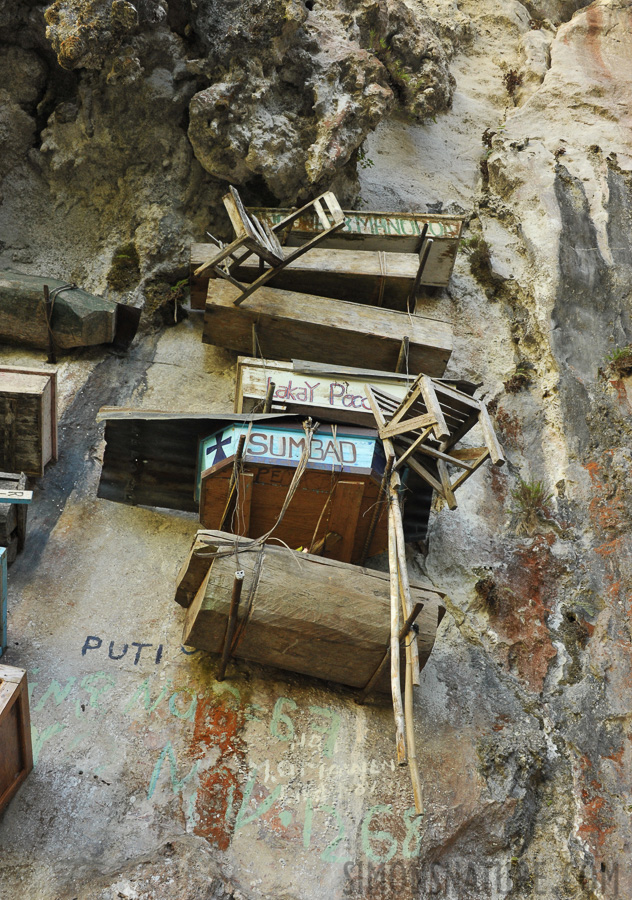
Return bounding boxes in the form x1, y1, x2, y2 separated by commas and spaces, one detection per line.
1, 0, 632, 899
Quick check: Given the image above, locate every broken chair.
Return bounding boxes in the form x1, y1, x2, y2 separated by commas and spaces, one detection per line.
194, 186, 345, 306
365, 374, 505, 509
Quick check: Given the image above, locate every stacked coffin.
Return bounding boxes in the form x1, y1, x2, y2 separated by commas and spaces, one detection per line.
97, 190, 503, 812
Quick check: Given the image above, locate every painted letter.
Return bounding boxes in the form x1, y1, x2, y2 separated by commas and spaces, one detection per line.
108, 641, 128, 661
81, 636, 102, 656
130, 642, 152, 664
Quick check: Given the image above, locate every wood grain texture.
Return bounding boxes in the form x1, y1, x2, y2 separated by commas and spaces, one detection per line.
191, 243, 421, 311
0, 367, 57, 476
199, 462, 388, 564
181, 530, 445, 693
0, 665, 33, 815
203, 281, 452, 376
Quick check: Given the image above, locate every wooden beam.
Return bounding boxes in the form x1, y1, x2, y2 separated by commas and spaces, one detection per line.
392, 427, 435, 472
390, 482, 421, 684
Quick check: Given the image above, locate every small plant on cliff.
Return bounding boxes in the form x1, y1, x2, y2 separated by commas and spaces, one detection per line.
510, 478, 553, 536
503, 69, 523, 98
357, 144, 374, 170
604, 344, 632, 378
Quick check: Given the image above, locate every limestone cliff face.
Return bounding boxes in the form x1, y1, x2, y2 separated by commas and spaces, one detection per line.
1, 1, 631, 898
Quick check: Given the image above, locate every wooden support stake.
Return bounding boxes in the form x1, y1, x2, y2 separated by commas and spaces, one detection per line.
396, 336, 410, 374
356, 600, 424, 704
217, 570, 245, 681
263, 380, 276, 413
388, 507, 407, 766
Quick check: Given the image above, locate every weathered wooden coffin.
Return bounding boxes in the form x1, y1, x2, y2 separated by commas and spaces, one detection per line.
198, 422, 389, 563
203, 281, 453, 377
178, 531, 445, 693
0, 366, 57, 477
191, 243, 424, 311
0, 271, 140, 351
0, 473, 28, 565
247, 208, 463, 285
0, 664, 34, 814
236, 357, 412, 424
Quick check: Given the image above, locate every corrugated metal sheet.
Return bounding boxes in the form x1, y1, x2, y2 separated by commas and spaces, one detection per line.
96, 409, 301, 511
96, 408, 434, 544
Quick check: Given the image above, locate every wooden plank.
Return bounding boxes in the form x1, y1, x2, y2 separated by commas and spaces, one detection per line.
236, 356, 412, 426
233, 471, 253, 536
190, 243, 422, 311
0, 664, 34, 814
380, 413, 437, 439
0, 490, 32, 504
325, 480, 364, 562
181, 531, 444, 693
204, 281, 453, 377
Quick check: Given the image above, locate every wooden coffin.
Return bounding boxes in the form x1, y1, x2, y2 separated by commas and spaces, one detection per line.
236, 357, 412, 425
198, 422, 389, 563
0, 473, 27, 565
0, 366, 57, 477
0, 271, 140, 351
0, 665, 33, 814
178, 530, 445, 693
191, 244, 423, 311
247, 208, 463, 285
203, 281, 453, 376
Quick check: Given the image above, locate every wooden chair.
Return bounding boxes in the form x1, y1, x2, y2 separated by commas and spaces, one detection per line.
194, 186, 345, 306
365, 374, 504, 509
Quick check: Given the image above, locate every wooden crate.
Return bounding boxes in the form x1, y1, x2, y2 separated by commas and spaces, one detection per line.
0, 664, 33, 814
0, 366, 58, 477
0, 472, 27, 565
203, 281, 453, 376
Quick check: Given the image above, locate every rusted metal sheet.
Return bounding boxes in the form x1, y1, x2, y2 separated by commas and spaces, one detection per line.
96, 409, 304, 511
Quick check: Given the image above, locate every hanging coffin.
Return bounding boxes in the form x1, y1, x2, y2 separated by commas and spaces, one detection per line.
176, 530, 446, 694
197, 421, 391, 564
0, 271, 140, 352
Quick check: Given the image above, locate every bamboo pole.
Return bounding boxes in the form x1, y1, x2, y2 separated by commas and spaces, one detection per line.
387, 505, 407, 766
389, 478, 421, 685
405, 637, 424, 815
356, 601, 423, 705
217, 570, 245, 681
